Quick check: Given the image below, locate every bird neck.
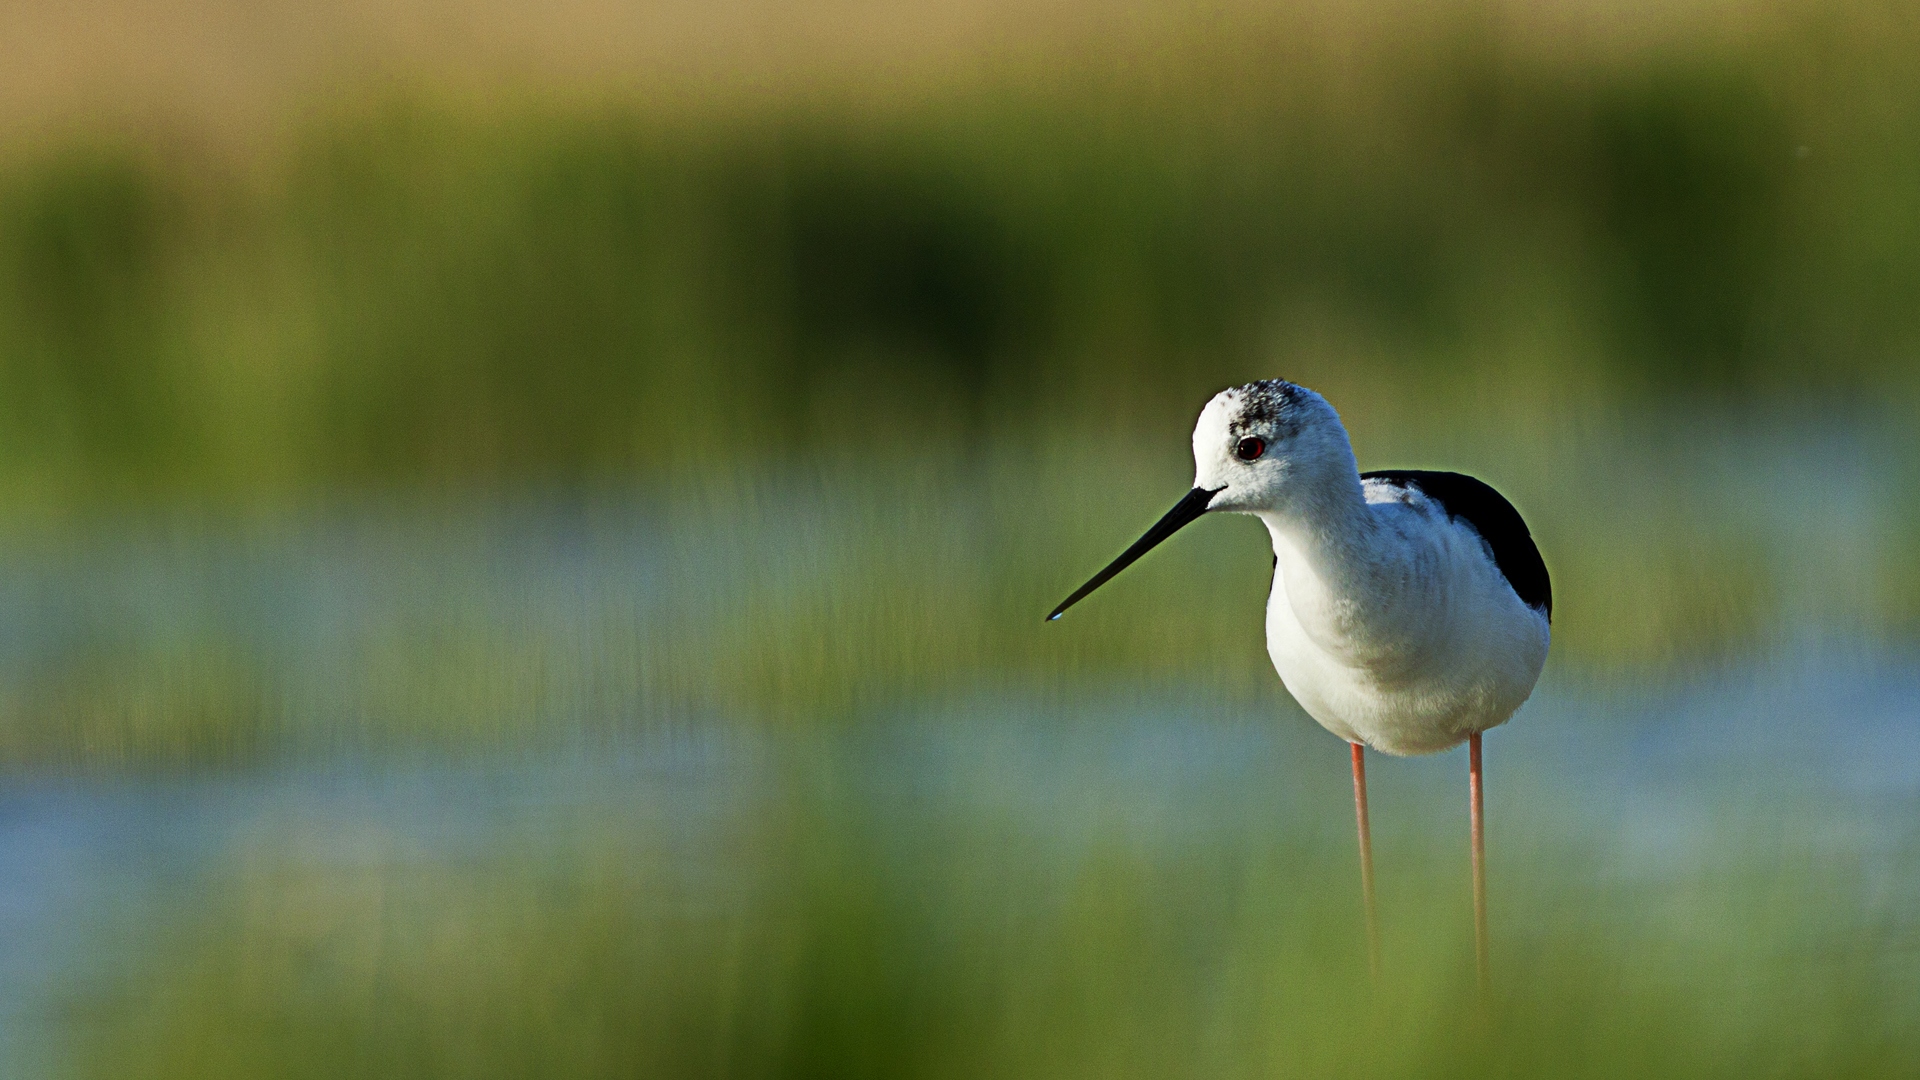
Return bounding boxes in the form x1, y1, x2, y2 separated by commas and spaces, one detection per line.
1254, 458, 1387, 626
1255, 468, 1372, 564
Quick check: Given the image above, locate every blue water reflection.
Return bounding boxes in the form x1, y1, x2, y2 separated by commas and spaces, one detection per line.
3, 649, 1917, 1074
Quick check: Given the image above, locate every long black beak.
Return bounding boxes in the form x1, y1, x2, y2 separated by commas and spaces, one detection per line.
1046, 486, 1223, 621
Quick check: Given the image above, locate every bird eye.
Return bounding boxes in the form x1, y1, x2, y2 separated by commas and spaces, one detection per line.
1235, 436, 1266, 461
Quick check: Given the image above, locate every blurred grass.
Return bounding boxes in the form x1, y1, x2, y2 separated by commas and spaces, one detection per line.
0, 1, 1917, 502
0, 412, 1912, 767
0, 0, 1915, 761
51, 743, 1920, 1080
0, 437, 1902, 769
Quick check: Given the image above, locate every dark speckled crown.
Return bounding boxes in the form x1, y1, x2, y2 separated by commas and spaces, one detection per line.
1221, 379, 1302, 439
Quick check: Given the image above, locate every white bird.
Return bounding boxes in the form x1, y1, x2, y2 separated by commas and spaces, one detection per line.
1048, 380, 1551, 983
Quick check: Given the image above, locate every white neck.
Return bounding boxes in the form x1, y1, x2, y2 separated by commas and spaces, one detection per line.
1256, 469, 1373, 580
1253, 457, 1399, 654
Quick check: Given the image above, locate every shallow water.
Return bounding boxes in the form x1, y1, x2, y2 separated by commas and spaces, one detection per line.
0, 418, 1908, 1075
4, 649, 1917, 1076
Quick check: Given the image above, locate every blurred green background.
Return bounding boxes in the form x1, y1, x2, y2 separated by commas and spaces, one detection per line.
0, 1, 1918, 1077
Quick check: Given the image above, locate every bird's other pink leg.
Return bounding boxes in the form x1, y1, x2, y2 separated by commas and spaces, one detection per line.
1351, 741, 1380, 980
1469, 731, 1489, 995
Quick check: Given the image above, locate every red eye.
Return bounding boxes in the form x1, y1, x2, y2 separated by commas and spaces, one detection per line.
1235, 436, 1265, 461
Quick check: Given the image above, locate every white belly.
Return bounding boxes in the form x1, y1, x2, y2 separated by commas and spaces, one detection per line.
1264, 542, 1550, 757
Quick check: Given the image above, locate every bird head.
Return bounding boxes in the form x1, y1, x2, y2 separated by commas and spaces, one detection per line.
1047, 379, 1347, 621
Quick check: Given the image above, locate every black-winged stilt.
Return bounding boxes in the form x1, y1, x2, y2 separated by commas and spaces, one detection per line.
1047, 380, 1552, 985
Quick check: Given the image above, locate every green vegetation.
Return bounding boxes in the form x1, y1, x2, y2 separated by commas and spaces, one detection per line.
0, 0, 1917, 763
0, 2, 1917, 504
1, 421, 1902, 769
55, 734, 1920, 1079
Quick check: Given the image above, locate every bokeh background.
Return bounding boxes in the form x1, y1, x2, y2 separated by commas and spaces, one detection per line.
1, 1, 1918, 1076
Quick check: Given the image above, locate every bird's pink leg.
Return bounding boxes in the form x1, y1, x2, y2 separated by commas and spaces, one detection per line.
1351, 741, 1380, 979
1469, 731, 1489, 994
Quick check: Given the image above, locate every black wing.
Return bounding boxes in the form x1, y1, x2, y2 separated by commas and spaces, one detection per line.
1361, 470, 1552, 621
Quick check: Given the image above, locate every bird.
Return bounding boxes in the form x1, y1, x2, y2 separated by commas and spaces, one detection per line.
1046, 379, 1551, 985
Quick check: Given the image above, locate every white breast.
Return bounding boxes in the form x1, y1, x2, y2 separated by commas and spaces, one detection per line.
1262, 492, 1550, 756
